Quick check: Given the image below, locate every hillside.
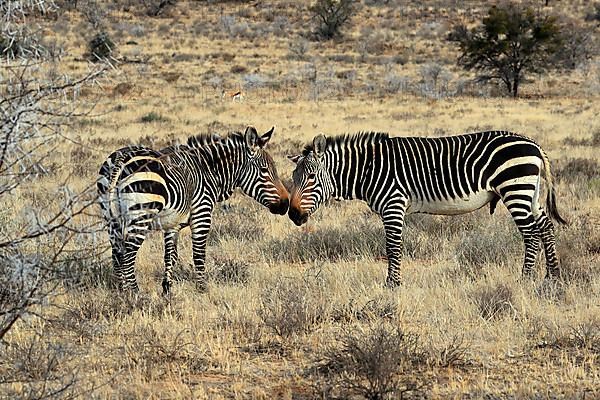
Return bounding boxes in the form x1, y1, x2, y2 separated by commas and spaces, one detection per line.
1, 1, 599, 398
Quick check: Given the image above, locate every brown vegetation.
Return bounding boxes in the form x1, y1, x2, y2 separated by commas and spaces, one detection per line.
1, 0, 599, 398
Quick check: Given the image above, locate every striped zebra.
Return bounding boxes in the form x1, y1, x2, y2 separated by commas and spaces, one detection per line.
288, 131, 566, 287
97, 126, 289, 295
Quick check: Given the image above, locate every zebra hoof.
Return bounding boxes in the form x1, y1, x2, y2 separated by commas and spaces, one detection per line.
162, 279, 172, 297
195, 281, 208, 293
385, 279, 401, 289
543, 272, 561, 281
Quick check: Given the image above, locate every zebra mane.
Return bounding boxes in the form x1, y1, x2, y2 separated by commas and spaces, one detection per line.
301, 131, 389, 156
186, 131, 244, 149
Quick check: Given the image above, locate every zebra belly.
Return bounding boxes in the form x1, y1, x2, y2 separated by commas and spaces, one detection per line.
409, 191, 495, 215
151, 207, 189, 230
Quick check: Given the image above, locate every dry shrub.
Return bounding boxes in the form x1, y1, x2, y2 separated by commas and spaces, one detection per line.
314, 322, 424, 400
471, 282, 515, 320
267, 220, 384, 263
230, 64, 247, 74
121, 326, 206, 380
139, 111, 168, 123
59, 250, 116, 291
535, 318, 600, 354
556, 214, 600, 286
88, 31, 116, 62
555, 158, 600, 182
1, 336, 67, 382
454, 220, 521, 278
208, 255, 249, 285
213, 302, 263, 345
593, 129, 600, 147
0, 332, 90, 399
62, 291, 170, 325
69, 144, 96, 177
208, 203, 265, 245
331, 294, 398, 323
258, 276, 327, 338
426, 333, 472, 368
561, 129, 600, 147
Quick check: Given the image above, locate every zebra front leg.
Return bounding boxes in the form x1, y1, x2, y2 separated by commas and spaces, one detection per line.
190, 205, 213, 292
162, 229, 179, 297
536, 212, 561, 280
382, 202, 408, 288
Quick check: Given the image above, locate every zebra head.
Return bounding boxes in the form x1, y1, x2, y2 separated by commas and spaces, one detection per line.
238, 126, 289, 215
287, 134, 334, 226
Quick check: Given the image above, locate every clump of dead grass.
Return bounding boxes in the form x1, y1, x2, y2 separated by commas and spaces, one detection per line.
312, 322, 425, 400
258, 275, 328, 338
208, 255, 250, 285
471, 282, 515, 321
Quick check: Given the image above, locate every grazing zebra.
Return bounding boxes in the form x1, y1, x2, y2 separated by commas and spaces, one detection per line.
288, 131, 566, 287
97, 126, 289, 294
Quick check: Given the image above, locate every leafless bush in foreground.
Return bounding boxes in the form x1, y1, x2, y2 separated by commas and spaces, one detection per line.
1, 2, 107, 368
314, 322, 424, 399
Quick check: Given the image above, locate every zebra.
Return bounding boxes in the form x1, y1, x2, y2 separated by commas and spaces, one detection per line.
287, 131, 566, 287
97, 126, 289, 295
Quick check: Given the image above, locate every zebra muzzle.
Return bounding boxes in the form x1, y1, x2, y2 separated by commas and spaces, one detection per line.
269, 198, 289, 215
288, 206, 309, 226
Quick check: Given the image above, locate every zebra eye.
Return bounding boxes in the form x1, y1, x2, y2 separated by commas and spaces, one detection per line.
307, 173, 316, 180
260, 166, 269, 173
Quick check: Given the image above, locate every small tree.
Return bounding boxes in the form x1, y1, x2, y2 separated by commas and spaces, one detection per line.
448, 4, 562, 97
553, 21, 596, 70
310, 0, 356, 40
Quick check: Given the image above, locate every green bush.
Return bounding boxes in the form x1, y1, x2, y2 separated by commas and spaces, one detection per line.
88, 31, 116, 62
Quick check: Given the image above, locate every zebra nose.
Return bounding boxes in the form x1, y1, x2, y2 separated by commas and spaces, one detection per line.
288, 206, 308, 226
269, 198, 289, 215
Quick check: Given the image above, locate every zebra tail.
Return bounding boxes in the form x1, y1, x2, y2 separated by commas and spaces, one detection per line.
541, 149, 568, 225
97, 155, 123, 224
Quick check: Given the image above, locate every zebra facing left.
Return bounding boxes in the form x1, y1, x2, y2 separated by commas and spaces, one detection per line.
288, 130, 566, 287
97, 126, 289, 295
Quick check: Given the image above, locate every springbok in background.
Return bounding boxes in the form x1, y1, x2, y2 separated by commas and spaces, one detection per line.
221, 89, 243, 102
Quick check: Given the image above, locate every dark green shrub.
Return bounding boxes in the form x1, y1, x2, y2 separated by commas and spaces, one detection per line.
139, 111, 168, 123
448, 4, 562, 97
88, 31, 116, 62
310, 0, 356, 40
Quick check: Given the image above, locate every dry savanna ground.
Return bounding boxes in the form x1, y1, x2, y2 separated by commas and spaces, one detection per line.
2, 1, 600, 399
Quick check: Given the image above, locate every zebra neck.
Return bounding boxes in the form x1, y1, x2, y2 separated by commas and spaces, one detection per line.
325, 142, 373, 201
197, 143, 244, 200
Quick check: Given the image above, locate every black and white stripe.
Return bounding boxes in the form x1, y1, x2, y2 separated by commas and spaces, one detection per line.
288, 131, 565, 287
98, 127, 289, 294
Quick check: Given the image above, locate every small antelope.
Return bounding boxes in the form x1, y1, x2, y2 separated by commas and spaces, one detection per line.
221, 89, 243, 102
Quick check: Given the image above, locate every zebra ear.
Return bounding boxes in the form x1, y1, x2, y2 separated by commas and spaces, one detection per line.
244, 126, 260, 149
259, 126, 275, 147
287, 154, 301, 164
313, 134, 327, 157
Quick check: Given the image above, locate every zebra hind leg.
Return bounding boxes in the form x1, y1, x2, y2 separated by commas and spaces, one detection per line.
119, 234, 147, 292
503, 199, 541, 278
535, 211, 560, 280
110, 240, 125, 290
518, 223, 541, 278
162, 229, 179, 297
108, 224, 128, 290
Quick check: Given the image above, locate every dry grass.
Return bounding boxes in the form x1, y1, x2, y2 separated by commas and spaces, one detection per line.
2, 0, 600, 399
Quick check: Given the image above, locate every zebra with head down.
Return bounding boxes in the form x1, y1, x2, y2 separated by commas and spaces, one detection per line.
288, 130, 566, 287
97, 126, 289, 295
